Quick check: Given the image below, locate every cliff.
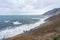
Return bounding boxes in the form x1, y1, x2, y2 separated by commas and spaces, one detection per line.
6, 13, 60, 40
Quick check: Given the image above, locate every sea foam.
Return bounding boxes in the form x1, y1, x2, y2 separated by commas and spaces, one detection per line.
13, 21, 22, 25
0, 16, 49, 39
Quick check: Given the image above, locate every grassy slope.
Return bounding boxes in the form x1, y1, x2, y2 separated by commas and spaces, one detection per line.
7, 14, 60, 40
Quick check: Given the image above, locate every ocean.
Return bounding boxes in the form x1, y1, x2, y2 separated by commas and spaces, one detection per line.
0, 15, 49, 39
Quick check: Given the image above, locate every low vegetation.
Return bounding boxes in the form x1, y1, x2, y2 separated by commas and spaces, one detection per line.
54, 35, 60, 40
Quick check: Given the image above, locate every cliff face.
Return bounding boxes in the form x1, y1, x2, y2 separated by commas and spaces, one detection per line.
43, 8, 60, 15
6, 9, 60, 40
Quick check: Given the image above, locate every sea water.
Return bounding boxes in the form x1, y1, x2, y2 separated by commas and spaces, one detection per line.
0, 15, 49, 39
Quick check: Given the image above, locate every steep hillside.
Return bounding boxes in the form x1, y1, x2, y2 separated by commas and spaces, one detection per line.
43, 8, 60, 16
6, 13, 60, 40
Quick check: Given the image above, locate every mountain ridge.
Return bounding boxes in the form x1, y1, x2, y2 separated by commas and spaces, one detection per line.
43, 8, 60, 16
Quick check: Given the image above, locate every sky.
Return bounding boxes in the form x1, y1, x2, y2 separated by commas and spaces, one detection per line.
0, 0, 60, 15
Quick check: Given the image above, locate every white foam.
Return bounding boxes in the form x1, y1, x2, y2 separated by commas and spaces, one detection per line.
4, 20, 9, 23
13, 21, 22, 25
0, 17, 49, 39
32, 18, 40, 19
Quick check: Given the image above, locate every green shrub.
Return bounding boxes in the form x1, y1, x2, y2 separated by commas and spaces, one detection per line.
54, 36, 60, 40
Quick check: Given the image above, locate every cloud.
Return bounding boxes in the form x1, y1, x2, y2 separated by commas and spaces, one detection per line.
0, 0, 60, 15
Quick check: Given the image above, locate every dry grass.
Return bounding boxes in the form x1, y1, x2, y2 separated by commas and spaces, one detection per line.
6, 14, 60, 40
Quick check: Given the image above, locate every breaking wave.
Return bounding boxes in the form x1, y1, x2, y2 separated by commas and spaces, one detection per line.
0, 16, 49, 39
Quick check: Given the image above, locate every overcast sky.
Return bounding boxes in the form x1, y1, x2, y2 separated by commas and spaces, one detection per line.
0, 0, 60, 15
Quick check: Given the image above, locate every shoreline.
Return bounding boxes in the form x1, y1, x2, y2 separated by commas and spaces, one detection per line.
6, 14, 60, 40
0, 16, 49, 39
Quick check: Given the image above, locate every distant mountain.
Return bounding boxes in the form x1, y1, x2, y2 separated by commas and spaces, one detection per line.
43, 8, 60, 15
